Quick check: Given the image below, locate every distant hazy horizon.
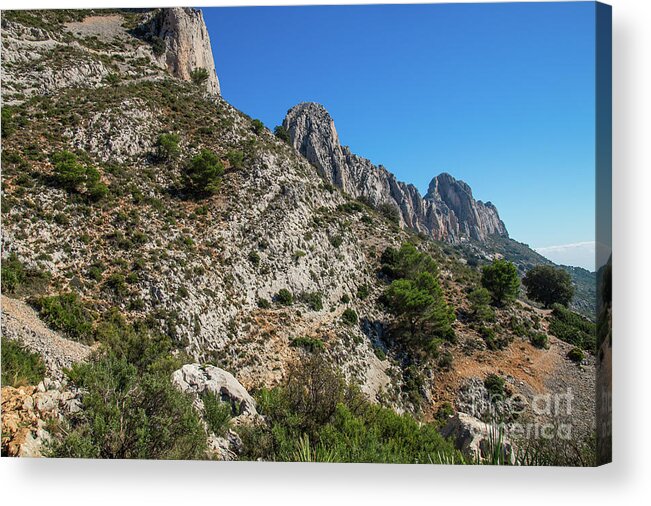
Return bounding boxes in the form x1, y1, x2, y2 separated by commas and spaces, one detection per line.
203, 2, 597, 269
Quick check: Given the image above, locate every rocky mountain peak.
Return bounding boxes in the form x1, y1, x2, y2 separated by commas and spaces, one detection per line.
283, 102, 348, 188
284, 103, 508, 242
149, 7, 220, 95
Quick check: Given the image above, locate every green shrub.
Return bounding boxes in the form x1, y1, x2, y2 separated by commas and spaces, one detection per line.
275, 289, 293, 306
509, 315, 526, 336
190, 67, 210, 85
93, 309, 177, 372
238, 355, 459, 463
438, 350, 454, 370
201, 391, 232, 436
479, 325, 510, 351
548, 304, 596, 351
226, 150, 244, 169
567, 347, 585, 363
340, 293, 351, 304
248, 250, 260, 266
435, 401, 455, 421
183, 149, 224, 196
50, 151, 108, 200
1, 253, 49, 295
48, 354, 206, 459
467, 287, 495, 322
373, 346, 386, 361
274, 125, 291, 144
290, 336, 325, 352
149, 35, 166, 56
251, 119, 265, 135
341, 308, 358, 326
481, 259, 520, 306
2, 107, 16, 138
356, 284, 370, 300
338, 201, 364, 214
1, 336, 46, 387
31, 293, 94, 344
484, 373, 506, 400
300, 291, 323, 311
378, 203, 400, 224
523, 265, 575, 308
529, 332, 549, 349
329, 235, 344, 248
156, 133, 181, 161
103, 273, 127, 297
257, 298, 271, 309
293, 250, 307, 261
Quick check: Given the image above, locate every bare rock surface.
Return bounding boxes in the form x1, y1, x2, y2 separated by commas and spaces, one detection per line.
1, 382, 82, 457
151, 7, 220, 95
172, 364, 257, 415
441, 412, 514, 463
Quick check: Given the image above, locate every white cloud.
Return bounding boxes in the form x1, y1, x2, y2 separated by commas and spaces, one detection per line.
534, 241, 596, 271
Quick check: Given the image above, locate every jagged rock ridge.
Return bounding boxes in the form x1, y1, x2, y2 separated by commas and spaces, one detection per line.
283, 102, 508, 242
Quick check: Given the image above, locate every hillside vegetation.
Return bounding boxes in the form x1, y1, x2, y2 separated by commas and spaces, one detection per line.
1, 8, 597, 464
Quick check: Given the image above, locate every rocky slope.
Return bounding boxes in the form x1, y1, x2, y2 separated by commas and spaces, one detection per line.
284, 102, 508, 242
1, 8, 596, 461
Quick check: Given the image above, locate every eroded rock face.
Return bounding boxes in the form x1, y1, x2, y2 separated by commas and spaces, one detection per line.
1, 381, 82, 457
172, 364, 257, 415
441, 412, 514, 463
151, 7, 220, 95
283, 102, 508, 242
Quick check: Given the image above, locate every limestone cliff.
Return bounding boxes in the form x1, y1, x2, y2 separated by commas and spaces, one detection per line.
283, 102, 508, 242
148, 7, 220, 95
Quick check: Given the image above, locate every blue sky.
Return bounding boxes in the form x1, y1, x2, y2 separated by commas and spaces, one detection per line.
202, 2, 597, 268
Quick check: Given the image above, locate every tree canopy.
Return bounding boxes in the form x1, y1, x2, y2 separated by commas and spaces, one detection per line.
522, 264, 574, 308
183, 149, 224, 196
481, 258, 520, 306
381, 244, 455, 352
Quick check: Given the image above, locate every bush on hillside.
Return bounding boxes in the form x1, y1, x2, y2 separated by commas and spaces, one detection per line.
341, 308, 358, 326
481, 259, 520, 306
156, 133, 181, 161
183, 149, 224, 196
31, 293, 95, 344
238, 354, 459, 463
274, 289, 294, 306
190, 67, 209, 85
51, 151, 108, 201
251, 119, 265, 135
548, 303, 596, 351
1, 253, 50, 295
48, 354, 206, 459
274, 125, 291, 144
523, 265, 575, 308
467, 287, 495, 322
1, 336, 46, 387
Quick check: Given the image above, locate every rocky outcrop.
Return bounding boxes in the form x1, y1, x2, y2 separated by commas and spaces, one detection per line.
283, 102, 508, 242
1, 381, 82, 457
172, 364, 257, 416
149, 7, 220, 95
440, 412, 514, 463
